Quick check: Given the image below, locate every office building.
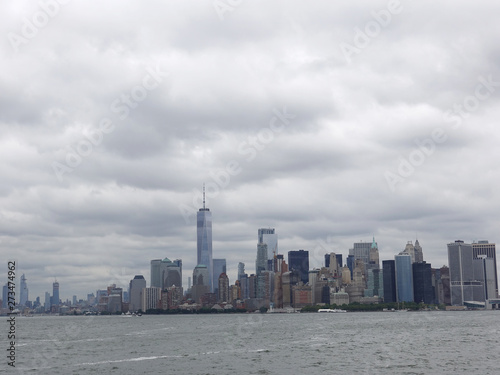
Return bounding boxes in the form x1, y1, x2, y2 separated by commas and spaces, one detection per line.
197, 187, 213, 292
382, 260, 397, 303
347, 254, 354, 280
258, 228, 278, 260
475, 255, 496, 300
238, 262, 246, 280
414, 239, 424, 263
19, 274, 28, 307
129, 275, 146, 312
288, 250, 309, 285
192, 265, 210, 304
52, 281, 60, 307
213, 258, 227, 296
150, 259, 162, 288
162, 258, 182, 289
473, 241, 498, 298
44, 292, 51, 311
2, 284, 8, 308
256, 243, 268, 274
218, 273, 230, 303
412, 262, 434, 304
365, 269, 383, 297
448, 240, 485, 305
352, 237, 380, 272
395, 254, 413, 303
142, 287, 161, 311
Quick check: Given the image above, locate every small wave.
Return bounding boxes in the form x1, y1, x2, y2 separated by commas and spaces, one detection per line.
76, 354, 183, 366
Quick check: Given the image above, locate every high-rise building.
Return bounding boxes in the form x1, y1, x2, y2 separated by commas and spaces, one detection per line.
162, 258, 182, 289
19, 274, 28, 307
256, 243, 268, 274
414, 239, 424, 263
129, 275, 146, 312
142, 287, 161, 311
412, 262, 434, 304
150, 259, 162, 288
369, 238, 380, 270
402, 241, 416, 264
192, 265, 210, 304
238, 262, 246, 280
213, 259, 227, 296
326, 253, 340, 277
448, 240, 485, 305
52, 281, 60, 307
473, 241, 498, 298
2, 284, 8, 308
382, 260, 397, 303
347, 254, 354, 280
365, 269, 383, 298
217, 273, 229, 303
258, 228, 278, 260
44, 292, 51, 311
395, 254, 413, 303
197, 187, 213, 292
475, 255, 496, 301
288, 250, 309, 285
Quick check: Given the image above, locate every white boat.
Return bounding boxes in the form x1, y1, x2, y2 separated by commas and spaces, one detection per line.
318, 308, 347, 313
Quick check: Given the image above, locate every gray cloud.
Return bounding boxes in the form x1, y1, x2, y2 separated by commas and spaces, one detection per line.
1, 0, 500, 300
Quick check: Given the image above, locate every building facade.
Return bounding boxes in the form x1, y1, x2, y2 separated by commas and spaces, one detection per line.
197, 188, 213, 292
129, 275, 146, 312
395, 254, 413, 303
288, 250, 309, 285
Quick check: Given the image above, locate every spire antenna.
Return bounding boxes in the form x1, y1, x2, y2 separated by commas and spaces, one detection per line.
203, 183, 205, 209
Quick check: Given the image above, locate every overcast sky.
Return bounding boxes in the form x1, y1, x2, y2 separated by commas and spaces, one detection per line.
1, 0, 500, 301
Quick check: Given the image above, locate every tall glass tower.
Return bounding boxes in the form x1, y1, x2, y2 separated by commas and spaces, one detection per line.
395, 254, 413, 303
20, 274, 29, 307
197, 186, 213, 292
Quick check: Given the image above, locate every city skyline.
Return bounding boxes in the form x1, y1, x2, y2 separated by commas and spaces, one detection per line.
2, 1, 500, 302
10, 232, 498, 303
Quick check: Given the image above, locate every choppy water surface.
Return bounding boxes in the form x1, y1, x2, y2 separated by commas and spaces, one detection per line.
6, 311, 500, 374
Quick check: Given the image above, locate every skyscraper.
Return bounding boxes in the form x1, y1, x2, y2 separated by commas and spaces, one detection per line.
412, 261, 434, 304
448, 240, 485, 305
395, 254, 413, 303
288, 250, 309, 285
258, 228, 278, 260
161, 258, 182, 289
19, 274, 28, 307
197, 187, 213, 292
129, 275, 146, 312
52, 281, 60, 307
237, 262, 246, 280
472, 241, 498, 298
217, 273, 230, 303
256, 243, 268, 274
192, 265, 210, 304
213, 258, 227, 296
2, 284, 8, 308
150, 259, 162, 288
44, 292, 51, 312
382, 260, 397, 303
414, 239, 424, 263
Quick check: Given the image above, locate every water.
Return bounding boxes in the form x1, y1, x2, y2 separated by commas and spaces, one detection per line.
5, 311, 500, 374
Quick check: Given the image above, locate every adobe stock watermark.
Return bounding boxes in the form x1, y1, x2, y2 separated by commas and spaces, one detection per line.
7, 0, 72, 54
340, 0, 403, 64
51, 63, 169, 182
178, 107, 296, 224
385, 74, 500, 192
213, 0, 244, 21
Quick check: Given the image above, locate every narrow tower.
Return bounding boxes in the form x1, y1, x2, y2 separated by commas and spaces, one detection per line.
197, 185, 213, 292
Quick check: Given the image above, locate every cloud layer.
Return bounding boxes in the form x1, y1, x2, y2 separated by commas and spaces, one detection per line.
1, 0, 500, 300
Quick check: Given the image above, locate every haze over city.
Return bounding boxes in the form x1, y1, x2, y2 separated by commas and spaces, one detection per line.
1, 0, 500, 301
